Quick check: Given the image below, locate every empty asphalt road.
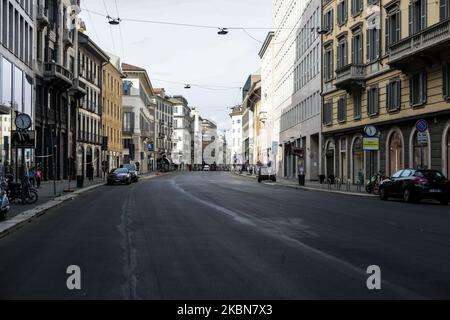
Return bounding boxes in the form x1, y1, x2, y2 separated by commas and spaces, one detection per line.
0, 172, 449, 299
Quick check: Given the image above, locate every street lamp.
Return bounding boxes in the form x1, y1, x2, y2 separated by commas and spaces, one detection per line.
218, 28, 228, 35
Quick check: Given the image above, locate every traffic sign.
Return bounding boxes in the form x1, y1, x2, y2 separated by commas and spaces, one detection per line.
417, 132, 428, 145
416, 119, 428, 133
363, 137, 380, 151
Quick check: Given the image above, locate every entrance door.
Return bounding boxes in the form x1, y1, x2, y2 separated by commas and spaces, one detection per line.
353, 137, 363, 184
389, 131, 403, 176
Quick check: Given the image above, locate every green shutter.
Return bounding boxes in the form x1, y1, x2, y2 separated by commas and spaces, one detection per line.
397, 80, 401, 109
386, 84, 390, 110
421, 0, 427, 31
408, 4, 413, 35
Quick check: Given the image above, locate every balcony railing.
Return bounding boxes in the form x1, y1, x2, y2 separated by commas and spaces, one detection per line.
44, 62, 73, 88
389, 19, 450, 68
37, 5, 49, 28
71, 78, 87, 97
77, 131, 102, 144
335, 63, 366, 91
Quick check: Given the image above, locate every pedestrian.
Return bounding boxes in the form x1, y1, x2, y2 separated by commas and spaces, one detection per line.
35, 167, 42, 188
0, 160, 4, 178
28, 167, 36, 187
87, 164, 94, 181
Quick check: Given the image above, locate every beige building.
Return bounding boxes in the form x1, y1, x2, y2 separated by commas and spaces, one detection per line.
322, 0, 450, 182
102, 54, 123, 171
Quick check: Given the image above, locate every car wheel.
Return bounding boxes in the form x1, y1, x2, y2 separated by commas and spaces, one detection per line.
403, 189, 417, 203
379, 188, 388, 201
258, 178, 262, 183
440, 197, 449, 206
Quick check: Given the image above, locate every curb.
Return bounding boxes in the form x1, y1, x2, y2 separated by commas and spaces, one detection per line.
232, 172, 376, 198
0, 173, 166, 239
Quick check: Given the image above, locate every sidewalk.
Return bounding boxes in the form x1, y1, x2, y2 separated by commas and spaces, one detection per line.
233, 172, 376, 198
0, 171, 165, 238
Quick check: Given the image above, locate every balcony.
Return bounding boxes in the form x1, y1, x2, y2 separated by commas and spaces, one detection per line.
77, 131, 102, 145
37, 6, 49, 29
70, 78, 87, 97
335, 64, 366, 92
43, 62, 73, 89
388, 19, 450, 71
63, 29, 74, 47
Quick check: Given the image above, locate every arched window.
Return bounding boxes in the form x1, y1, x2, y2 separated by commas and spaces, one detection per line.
389, 131, 403, 176
412, 131, 429, 169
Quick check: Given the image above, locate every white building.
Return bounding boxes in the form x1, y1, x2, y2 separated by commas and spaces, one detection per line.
122, 63, 155, 173
272, 0, 322, 180
229, 106, 243, 165
190, 108, 203, 166
170, 96, 191, 168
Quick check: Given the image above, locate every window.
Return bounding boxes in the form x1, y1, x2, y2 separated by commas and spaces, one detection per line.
1, 57, 12, 106
353, 92, 362, 119
441, 0, 450, 20
351, 0, 363, 16
352, 31, 363, 64
386, 79, 401, 111
324, 45, 334, 82
337, 36, 348, 70
367, 86, 379, 116
366, 27, 380, 62
409, 0, 427, 35
337, 0, 348, 26
323, 100, 333, 125
386, 9, 401, 50
123, 112, 134, 133
443, 63, 450, 100
410, 72, 427, 106
323, 10, 334, 33
337, 95, 347, 123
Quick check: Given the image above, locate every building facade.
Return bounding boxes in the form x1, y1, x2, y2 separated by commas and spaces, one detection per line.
77, 31, 108, 179
35, 0, 82, 180
274, 0, 322, 181
321, 0, 450, 183
0, 0, 35, 176
152, 88, 173, 170
170, 95, 191, 168
122, 63, 155, 173
102, 53, 123, 172
190, 108, 203, 167
202, 118, 217, 165
229, 105, 243, 166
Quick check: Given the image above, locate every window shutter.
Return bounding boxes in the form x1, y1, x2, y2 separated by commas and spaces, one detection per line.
344, 0, 348, 21
130, 112, 135, 132
351, 36, 355, 63
343, 42, 347, 66
440, 0, 448, 20
443, 64, 449, 98
324, 51, 328, 80
386, 84, 390, 110
367, 30, 371, 61
397, 80, 401, 109
375, 88, 379, 114
375, 29, 380, 59
358, 34, 363, 64
385, 17, 390, 49
408, 4, 413, 35
337, 45, 341, 69
421, 0, 427, 31
421, 72, 427, 104
396, 12, 401, 42
331, 10, 334, 31
409, 76, 414, 105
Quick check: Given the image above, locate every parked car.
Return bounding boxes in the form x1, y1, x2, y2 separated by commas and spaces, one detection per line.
121, 164, 139, 182
107, 168, 132, 185
203, 165, 210, 171
379, 169, 450, 205
258, 166, 276, 183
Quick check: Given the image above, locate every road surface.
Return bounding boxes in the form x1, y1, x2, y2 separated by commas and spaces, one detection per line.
0, 172, 449, 299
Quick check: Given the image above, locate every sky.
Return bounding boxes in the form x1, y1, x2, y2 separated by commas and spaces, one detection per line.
79, 0, 273, 133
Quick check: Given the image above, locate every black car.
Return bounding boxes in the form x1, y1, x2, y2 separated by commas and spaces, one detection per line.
121, 164, 139, 182
107, 168, 132, 185
379, 169, 450, 205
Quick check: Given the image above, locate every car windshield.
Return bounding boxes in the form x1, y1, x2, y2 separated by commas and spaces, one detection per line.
123, 164, 136, 171
414, 170, 445, 179
114, 168, 128, 174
